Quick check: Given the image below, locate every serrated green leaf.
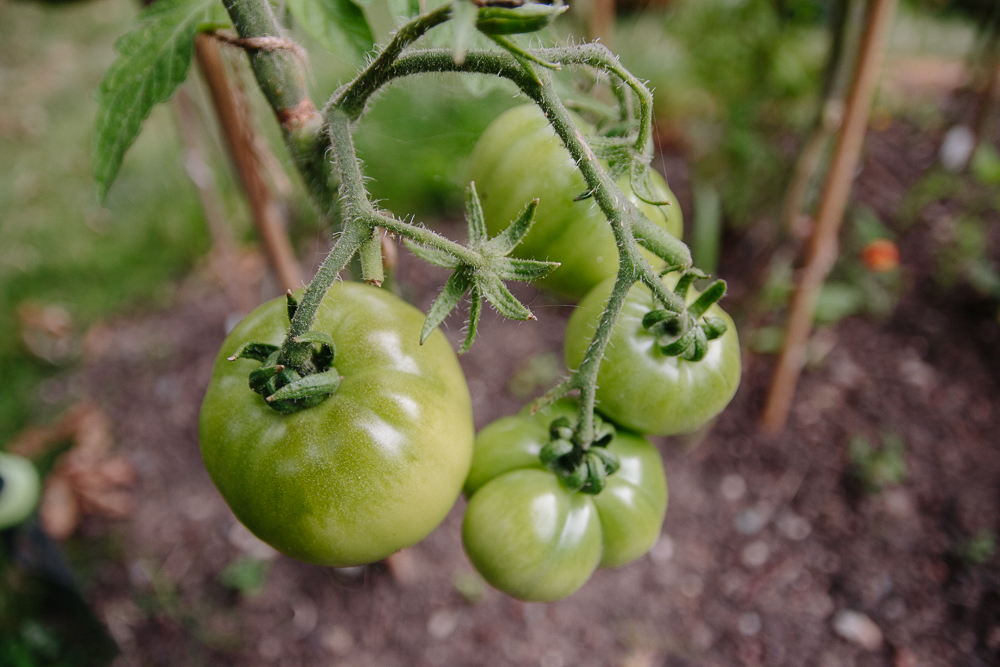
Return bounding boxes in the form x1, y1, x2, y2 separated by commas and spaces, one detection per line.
485, 199, 538, 256
287, 0, 375, 60
93, 0, 216, 201
497, 257, 558, 282
459, 283, 482, 354
466, 182, 488, 247
479, 275, 532, 320
403, 239, 460, 268
422, 271, 471, 342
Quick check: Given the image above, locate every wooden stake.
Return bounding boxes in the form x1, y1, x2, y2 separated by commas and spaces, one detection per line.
194, 34, 303, 292
589, 0, 615, 49
761, 0, 898, 433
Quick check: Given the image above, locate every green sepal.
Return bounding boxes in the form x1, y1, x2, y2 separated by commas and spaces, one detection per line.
475, 2, 566, 35
228, 341, 279, 363
466, 182, 488, 246
459, 284, 483, 355
589, 446, 620, 475
249, 365, 284, 394
701, 315, 728, 340
293, 331, 336, 350
294, 331, 336, 370
630, 163, 671, 206
404, 240, 460, 269
673, 269, 707, 299
421, 271, 472, 343
479, 275, 533, 320
642, 309, 685, 338
680, 327, 709, 362
688, 279, 726, 319
581, 452, 607, 495
286, 292, 299, 323
592, 415, 616, 447
561, 462, 587, 493
266, 369, 341, 403
497, 257, 559, 282
539, 439, 573, 467
484, 199, 539, 256
659, 329, 697, 357
549, 416, 574, 441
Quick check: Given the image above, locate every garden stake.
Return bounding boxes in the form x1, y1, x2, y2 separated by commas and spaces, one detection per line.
762, 0, 898, 433
194, 33, 303, 292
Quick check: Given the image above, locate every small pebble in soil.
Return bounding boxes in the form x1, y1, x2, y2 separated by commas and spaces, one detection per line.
776, 512, 811, 541
540, 650, 565, 667
292, 597, 318, 637
427, 609, 460, 640
882, 596, 906, 621
649, 534, 675, 563
738, 612, 762, 637
258, 635, 281, 660
741, 541, 769, 568
831, 610, 883, 651
734, 504, 771, 535
894, 647, 918, 667
320, 625, 354, 655
720, 474, 747, 502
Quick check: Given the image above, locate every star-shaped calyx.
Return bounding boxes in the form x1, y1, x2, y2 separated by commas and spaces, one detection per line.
405, 182, 558, 353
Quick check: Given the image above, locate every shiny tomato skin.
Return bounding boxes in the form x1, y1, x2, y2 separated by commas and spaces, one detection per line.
564, 277, 741, 436
199, 282, 474, 567
468, 104, 683, 300
462, 399, 667, 601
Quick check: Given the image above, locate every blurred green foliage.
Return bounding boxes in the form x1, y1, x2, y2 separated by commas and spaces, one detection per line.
849, 432, 907, 493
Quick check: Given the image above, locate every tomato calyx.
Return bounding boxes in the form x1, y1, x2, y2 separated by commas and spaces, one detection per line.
227, 293, 342, 415
539, 415, 620, 495
405, 182, 558, 354
642, 269, 729, 362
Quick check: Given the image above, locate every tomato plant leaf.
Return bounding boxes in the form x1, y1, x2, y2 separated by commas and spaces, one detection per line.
93, 0, 217, 201
286, 0, 375, 61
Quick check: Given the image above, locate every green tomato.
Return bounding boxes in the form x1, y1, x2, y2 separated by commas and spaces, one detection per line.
564, 277, 741, 436
462, 399, 667, 601
199, 282, 474, 567
0, 453, 41, 530
468, 104, 683, 300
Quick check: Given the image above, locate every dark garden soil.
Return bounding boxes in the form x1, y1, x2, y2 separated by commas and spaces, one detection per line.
55, 122, 1000, 667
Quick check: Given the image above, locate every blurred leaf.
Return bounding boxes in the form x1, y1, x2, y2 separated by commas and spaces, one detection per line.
849, 433, 906, 493
219, 557, 270, 597
814, 282, 864, 325
971, 143, 1000, 187
93, 0, 215, 201
287, 0, 375, 60
955, 529, 996, 566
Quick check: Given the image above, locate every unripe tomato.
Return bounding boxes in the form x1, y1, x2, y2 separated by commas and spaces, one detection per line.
468, 105, 683, 300
462, 399, 667, 601
199, 282, 474, 566
564, 277, 741, 436
861, 238, 900, 273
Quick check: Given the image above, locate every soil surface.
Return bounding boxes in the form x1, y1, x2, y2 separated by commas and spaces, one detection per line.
42, 122, 1000, 667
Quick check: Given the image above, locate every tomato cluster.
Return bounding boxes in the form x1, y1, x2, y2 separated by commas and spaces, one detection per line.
198, 105, 740, 602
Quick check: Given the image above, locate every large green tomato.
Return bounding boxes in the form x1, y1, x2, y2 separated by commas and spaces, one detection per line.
565, 277, 741, 436
468, 105, 683, 300
199, 282, 474, 567
462, 400, 667, 602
